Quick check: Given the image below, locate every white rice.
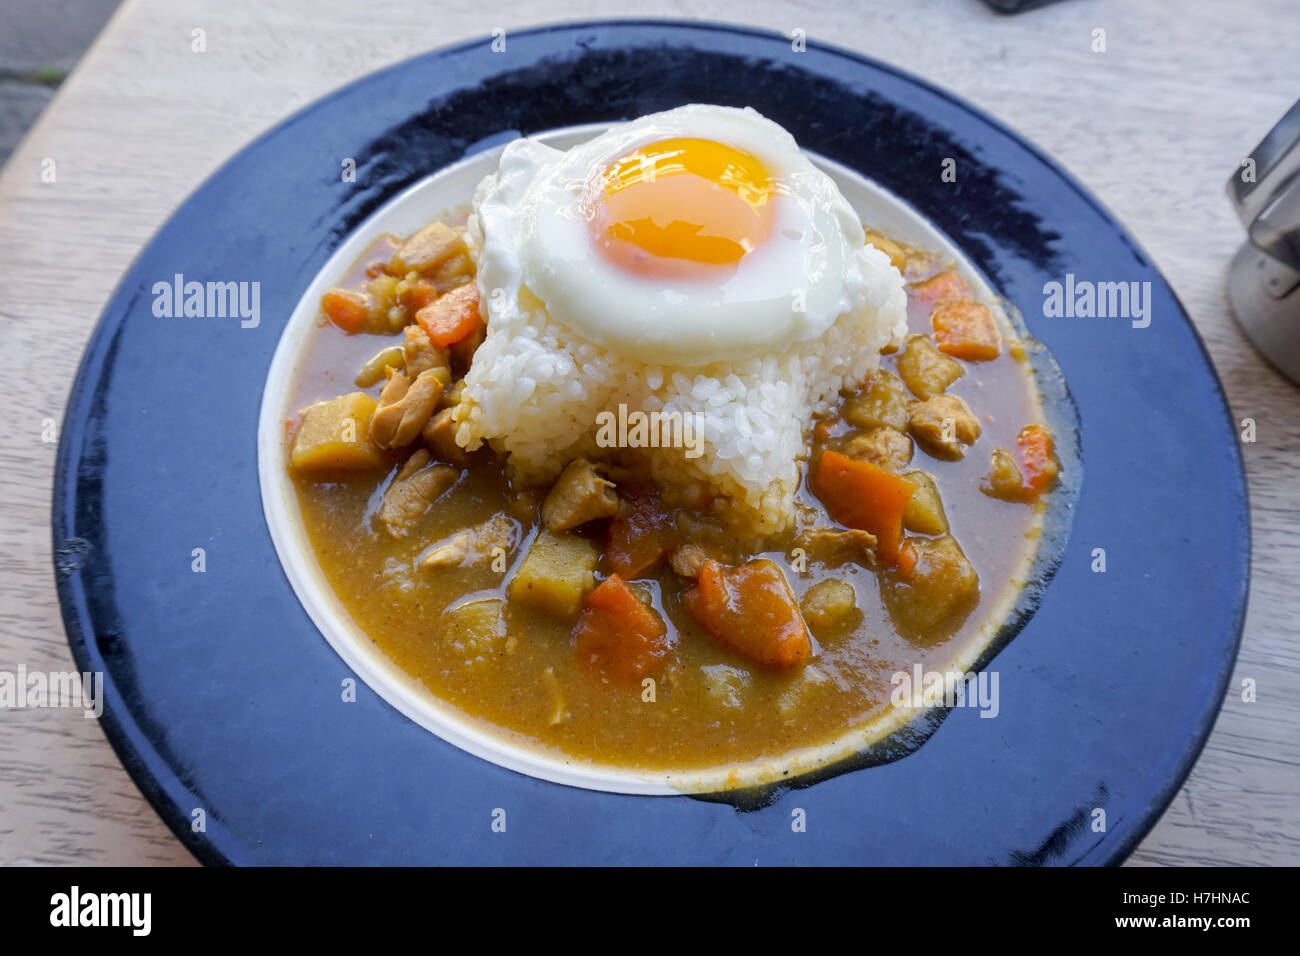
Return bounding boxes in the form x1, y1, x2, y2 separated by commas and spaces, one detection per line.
452, 210, 907, 540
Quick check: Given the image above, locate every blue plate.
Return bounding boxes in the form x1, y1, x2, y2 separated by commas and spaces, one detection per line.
53, 20, 1248, 865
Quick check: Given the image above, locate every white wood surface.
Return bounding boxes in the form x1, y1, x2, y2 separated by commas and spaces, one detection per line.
1, 0, 1296, 866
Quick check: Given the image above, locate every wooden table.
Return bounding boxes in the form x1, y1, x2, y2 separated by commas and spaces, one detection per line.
1, 0, 1296, 866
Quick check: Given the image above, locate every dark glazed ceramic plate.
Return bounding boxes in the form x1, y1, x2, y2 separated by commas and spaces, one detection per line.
53, 20, 1248, 865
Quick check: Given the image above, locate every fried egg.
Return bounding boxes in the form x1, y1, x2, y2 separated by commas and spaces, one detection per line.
473, 104, 888, 366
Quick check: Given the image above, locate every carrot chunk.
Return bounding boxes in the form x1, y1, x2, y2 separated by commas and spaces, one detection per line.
1017, 425, 1059, 495
682, 560, 812, 671
909, 271, 969, 308
321, 287, 369, 333
572, 574, 670, 685
606, 486, 680, 578
811, 449, 916, 564
416, 283, 483, 347
931, 298, 1002, 361
400, 278, 439, 313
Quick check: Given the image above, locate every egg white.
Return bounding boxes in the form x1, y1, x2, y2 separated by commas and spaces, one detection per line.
473, 104, 884, 367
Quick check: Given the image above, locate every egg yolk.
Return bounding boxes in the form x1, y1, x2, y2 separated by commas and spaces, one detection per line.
590, 138, 775, 278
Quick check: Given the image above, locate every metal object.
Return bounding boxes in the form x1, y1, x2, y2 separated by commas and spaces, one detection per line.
1227, 98, 1300, 385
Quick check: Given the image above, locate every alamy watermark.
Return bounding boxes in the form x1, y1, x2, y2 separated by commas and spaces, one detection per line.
151, 273, 260, 328
1042, 273, 1151, 328
0, 665, 103, 718
891, 665, 999, 718
595, 403, 705, 459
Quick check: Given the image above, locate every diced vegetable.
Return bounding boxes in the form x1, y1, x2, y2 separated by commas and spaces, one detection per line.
321, 288, 369, 334
354, 345, 405, 388
931, 298, 1002, 361
432, 252, 475, 292
403, 323, 449, 378
290, 392, 387, 472
902, 470, 949, 535
416, 283, 483, 348
508, 529, 600, 619
880, 535, 979, 636
606, 486, 680, 578
907, 393, 981, 460
682, 559, 812, 671
701, 664, 750, 708
441, 598, 509, 670
811, 450, 916, 564
980, 447, 1027, 502
391, 222, 466, 276
909, 270, 969, 308
897, 334, 964, 398
980, 426, 1059, 502
1018, 425, 1060, 495
842, 370, 910, 431
572, 574, 670, 685
398, 277, 439, 313
800, 579, 859, 635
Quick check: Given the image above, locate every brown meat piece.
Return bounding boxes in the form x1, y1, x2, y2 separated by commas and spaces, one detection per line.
541, 458, 620, 533
842, 426, 913, 471
981, 447, 1029, 502
842, 370, 910, 431
390, 222, 466, 276
376, 449, 459, 536
419, 514, 519, 569
794, 527, 877, 567
422, 407, 467, 465
369, 367, 444, 449
907, 394, 981, 460
403, 324, 450, 378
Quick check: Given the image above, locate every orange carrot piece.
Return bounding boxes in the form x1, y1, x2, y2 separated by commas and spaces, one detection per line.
909, 271, 969, 308
321, 287, 369, 333
416, 283, 483, 347
896, 539, 919, 580
931, 298, 1002, 361
1017, 425, 1059, 495
811, 450, 916, 564
682, 559, 811, 671
572, 574, 669, 685
606, 486, 680, 579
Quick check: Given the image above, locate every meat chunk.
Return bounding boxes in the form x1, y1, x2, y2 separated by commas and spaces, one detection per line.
897, 334, 964, 398
419, 514, 519, 570
422, 407, 467, 465
376, 449, 459, 536
669, 543, 713, 578
842, 426, 913, 471
369, 367, 444, 449
881, 535, 979, 635
907, 394, 981, 460
403, 324, 450, 379
541, 458, 620, 533
793, 527, 877, 567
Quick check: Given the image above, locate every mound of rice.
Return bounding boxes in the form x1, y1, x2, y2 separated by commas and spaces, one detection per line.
452, 208, 907, 540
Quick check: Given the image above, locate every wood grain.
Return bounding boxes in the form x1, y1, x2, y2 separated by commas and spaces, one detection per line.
1, 0, 1296, 866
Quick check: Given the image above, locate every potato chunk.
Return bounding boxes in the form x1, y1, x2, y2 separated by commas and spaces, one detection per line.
981, 447, 1028, 502
897, 334, 964, 398
800, 579, 859, 635
902, 470, 949, 534
843, 370, 910, 431
290, 392, 387, 472
508, 530, 600, 619
908, 394, 981, 460
390, 222, 466, 277
441, 598, 509, 670
881, 535, 979, 636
